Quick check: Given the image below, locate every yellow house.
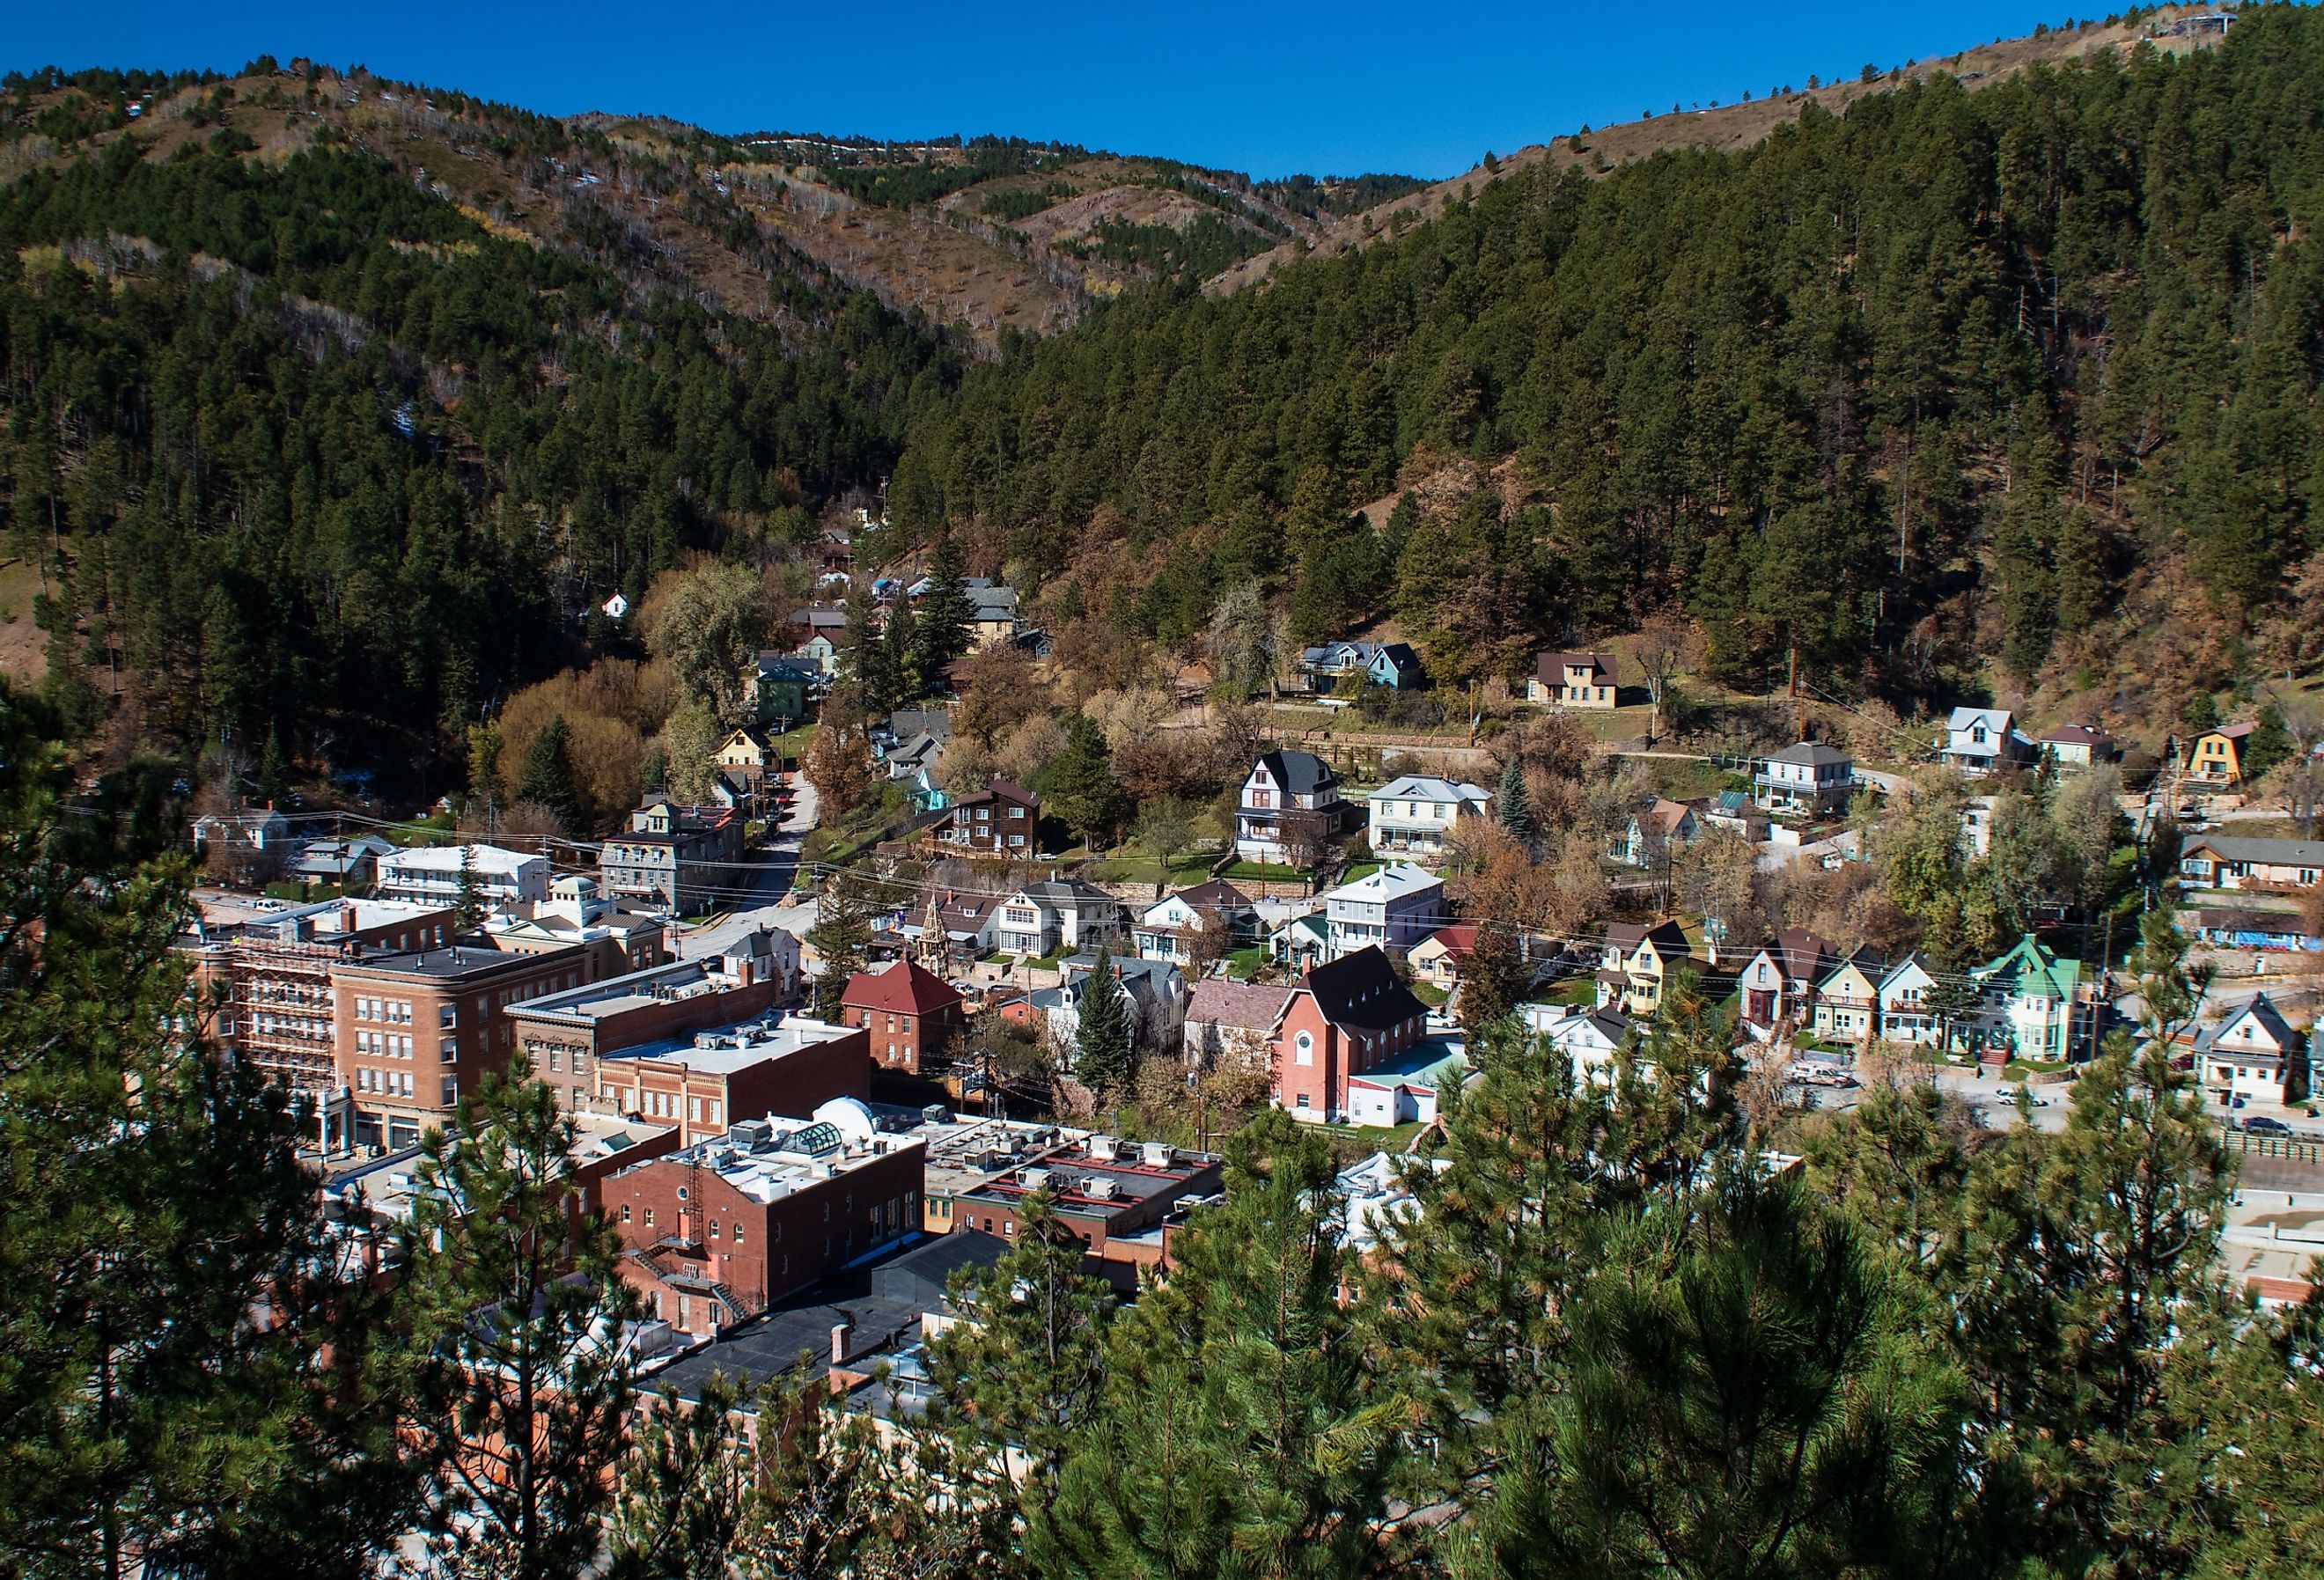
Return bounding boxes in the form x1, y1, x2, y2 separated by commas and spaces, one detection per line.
1597, 920, 1696, 1017
716, 729, 773, 790
2188, 723, 2254, 785
1810, 949, 1885, 1045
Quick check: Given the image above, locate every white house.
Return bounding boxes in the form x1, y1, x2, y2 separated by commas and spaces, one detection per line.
2196, 994, 2301, 1107
1132, 880, 1254, 966
1321, 863, 1445, 960
1876, 954, 1942, 1046
1518, 1002, 1631, 1084
600, 592, 630, 621
1810, 948, 1886, 1045
374, 843, 548, 909
1753, 742, 1855, 816
1943, 708, 2036, 777
1235, 750, 1349, 864
1046, 952, 1187, 1054
1366, 775, 1491, 863
993, 880, 1122, 960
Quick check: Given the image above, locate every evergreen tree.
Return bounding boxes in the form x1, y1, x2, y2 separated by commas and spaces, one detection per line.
930, 1188, 1115, 1525
609, 1375, 754, 1580
2244, 703, 2293, 782
807, 875, 875, 1023
881, 595, 922, 704
1495, 753, 1535, 846
261, 724, 290, 798
1071, 947, 1134, 1099
452, 844, 486, 932
518, 715, 582, 833
397, 1055, 640, 1580
915, 528, 974, 678
0, 682, 415, 1577
1037, 1112, 1403, 1580
1457, 921, 1532, 1040
1458, 1175, 1961, 1580
1048, 716, 1127, 849
1944, 914, 2235, 1574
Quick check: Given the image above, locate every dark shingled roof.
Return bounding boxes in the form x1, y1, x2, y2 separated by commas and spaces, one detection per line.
1254, 749, 1336, 798
1303, 945, 1428, 1034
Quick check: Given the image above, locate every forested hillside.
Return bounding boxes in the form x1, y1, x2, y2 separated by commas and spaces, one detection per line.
889, 5, 2324, 719
0, 108, 954, 772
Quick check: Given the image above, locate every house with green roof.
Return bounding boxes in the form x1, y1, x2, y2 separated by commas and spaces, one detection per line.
1971, 936, 2091, 1060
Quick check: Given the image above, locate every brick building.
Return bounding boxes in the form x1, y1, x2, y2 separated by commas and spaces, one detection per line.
1271, 945, 1430, 1124
605, 1107, 926, 1338
592, 1016, 872, 1146
507, 932, 800, 1112
332, 941, 598, 1153
935, 777, 1042, 856
948, 1133, 1224, 1273
840, 959, 967, 1073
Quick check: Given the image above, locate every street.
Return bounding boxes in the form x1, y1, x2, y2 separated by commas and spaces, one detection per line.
680, 777, 820, 958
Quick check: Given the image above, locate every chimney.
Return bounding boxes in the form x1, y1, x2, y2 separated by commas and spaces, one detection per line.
830, 1320, 854, 1366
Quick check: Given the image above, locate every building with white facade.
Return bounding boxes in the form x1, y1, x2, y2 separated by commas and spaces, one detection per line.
374, 843, 548, 910
1321, 863, 1445, 960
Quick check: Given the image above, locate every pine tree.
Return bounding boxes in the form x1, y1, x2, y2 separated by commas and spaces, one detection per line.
452, 844, 486, 932
1456, 921, 1532, 1039
1036, 1111, 1402, 1580
261, 724, 289, 797
1048, 716, 1127, 849
397, 1055, 640, 1580
609, 1376, 754, 1580
518, 714, 582, 832
881, 595, 921, 704
2244, 703, 2293, 781
1071, 946, 1134, 1099
929, 1188, 1115, 1523
1460, 1175, 1960, 1579
1496, 752, 1535, 846
807, 875, 875, 1023
915, 528, 974, 678
0, 681, 416, 1575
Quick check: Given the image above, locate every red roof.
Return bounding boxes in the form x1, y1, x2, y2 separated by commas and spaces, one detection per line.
841, 958, 963, 1018
1423, 922, 1480, 959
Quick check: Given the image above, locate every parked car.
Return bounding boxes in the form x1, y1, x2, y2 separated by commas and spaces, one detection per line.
2241, 1115, 2292, 1136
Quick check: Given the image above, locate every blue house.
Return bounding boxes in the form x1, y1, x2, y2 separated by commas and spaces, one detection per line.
1366, 642, 1424, 689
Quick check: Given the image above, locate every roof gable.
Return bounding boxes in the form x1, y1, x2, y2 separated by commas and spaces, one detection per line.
1302, 946, 1428, 1033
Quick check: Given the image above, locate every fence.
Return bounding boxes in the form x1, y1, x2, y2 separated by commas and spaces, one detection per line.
2224, 1129, 2324, 1167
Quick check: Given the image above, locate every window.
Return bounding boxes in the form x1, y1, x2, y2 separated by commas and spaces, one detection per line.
708, 1099, 721, 1124
1296, 1093, 1311, 1109
439, 1003, 457, 1029
440, 1077, 457, 1105
676, 1187, 689, 1202
732, 1223, 744, 1243
621, 1204, 632, 1222
644, 1208, 655, 1227
1294, 1031, 1314, 1067
690, 1096, 702, 1122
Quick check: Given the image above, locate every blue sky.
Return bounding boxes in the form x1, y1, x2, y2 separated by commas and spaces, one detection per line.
11, 2, 2114, 179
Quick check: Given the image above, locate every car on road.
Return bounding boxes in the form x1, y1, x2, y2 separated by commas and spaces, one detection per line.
2240, 1116, 2292, 1136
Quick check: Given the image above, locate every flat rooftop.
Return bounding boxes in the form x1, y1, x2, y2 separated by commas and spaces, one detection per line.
960, 1136, 1221, 1212
624, 1117, 919, 1205
601, 1014, 855, 1075
337, 942, 579, 980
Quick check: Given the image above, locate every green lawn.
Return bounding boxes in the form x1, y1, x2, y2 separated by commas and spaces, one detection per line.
1340, 860, 1382, 884
1221, 860, 1308, 883
1321, 1119, 1427, 1152
1081, 846, 1219, 887
1548, 976, 1598, 1007
1413, 982, 1450, 1008
1225, 946, 1267, 980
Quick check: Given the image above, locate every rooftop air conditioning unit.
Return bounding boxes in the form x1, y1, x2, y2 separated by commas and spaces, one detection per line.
1019, 1167, 1054, 1192
921, 1104, 952, 1125
1141, 1141, 1174, 1169
1084, 1177, 1119, 1201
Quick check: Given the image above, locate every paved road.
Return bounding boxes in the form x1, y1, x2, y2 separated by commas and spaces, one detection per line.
680, 779, 820, 958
